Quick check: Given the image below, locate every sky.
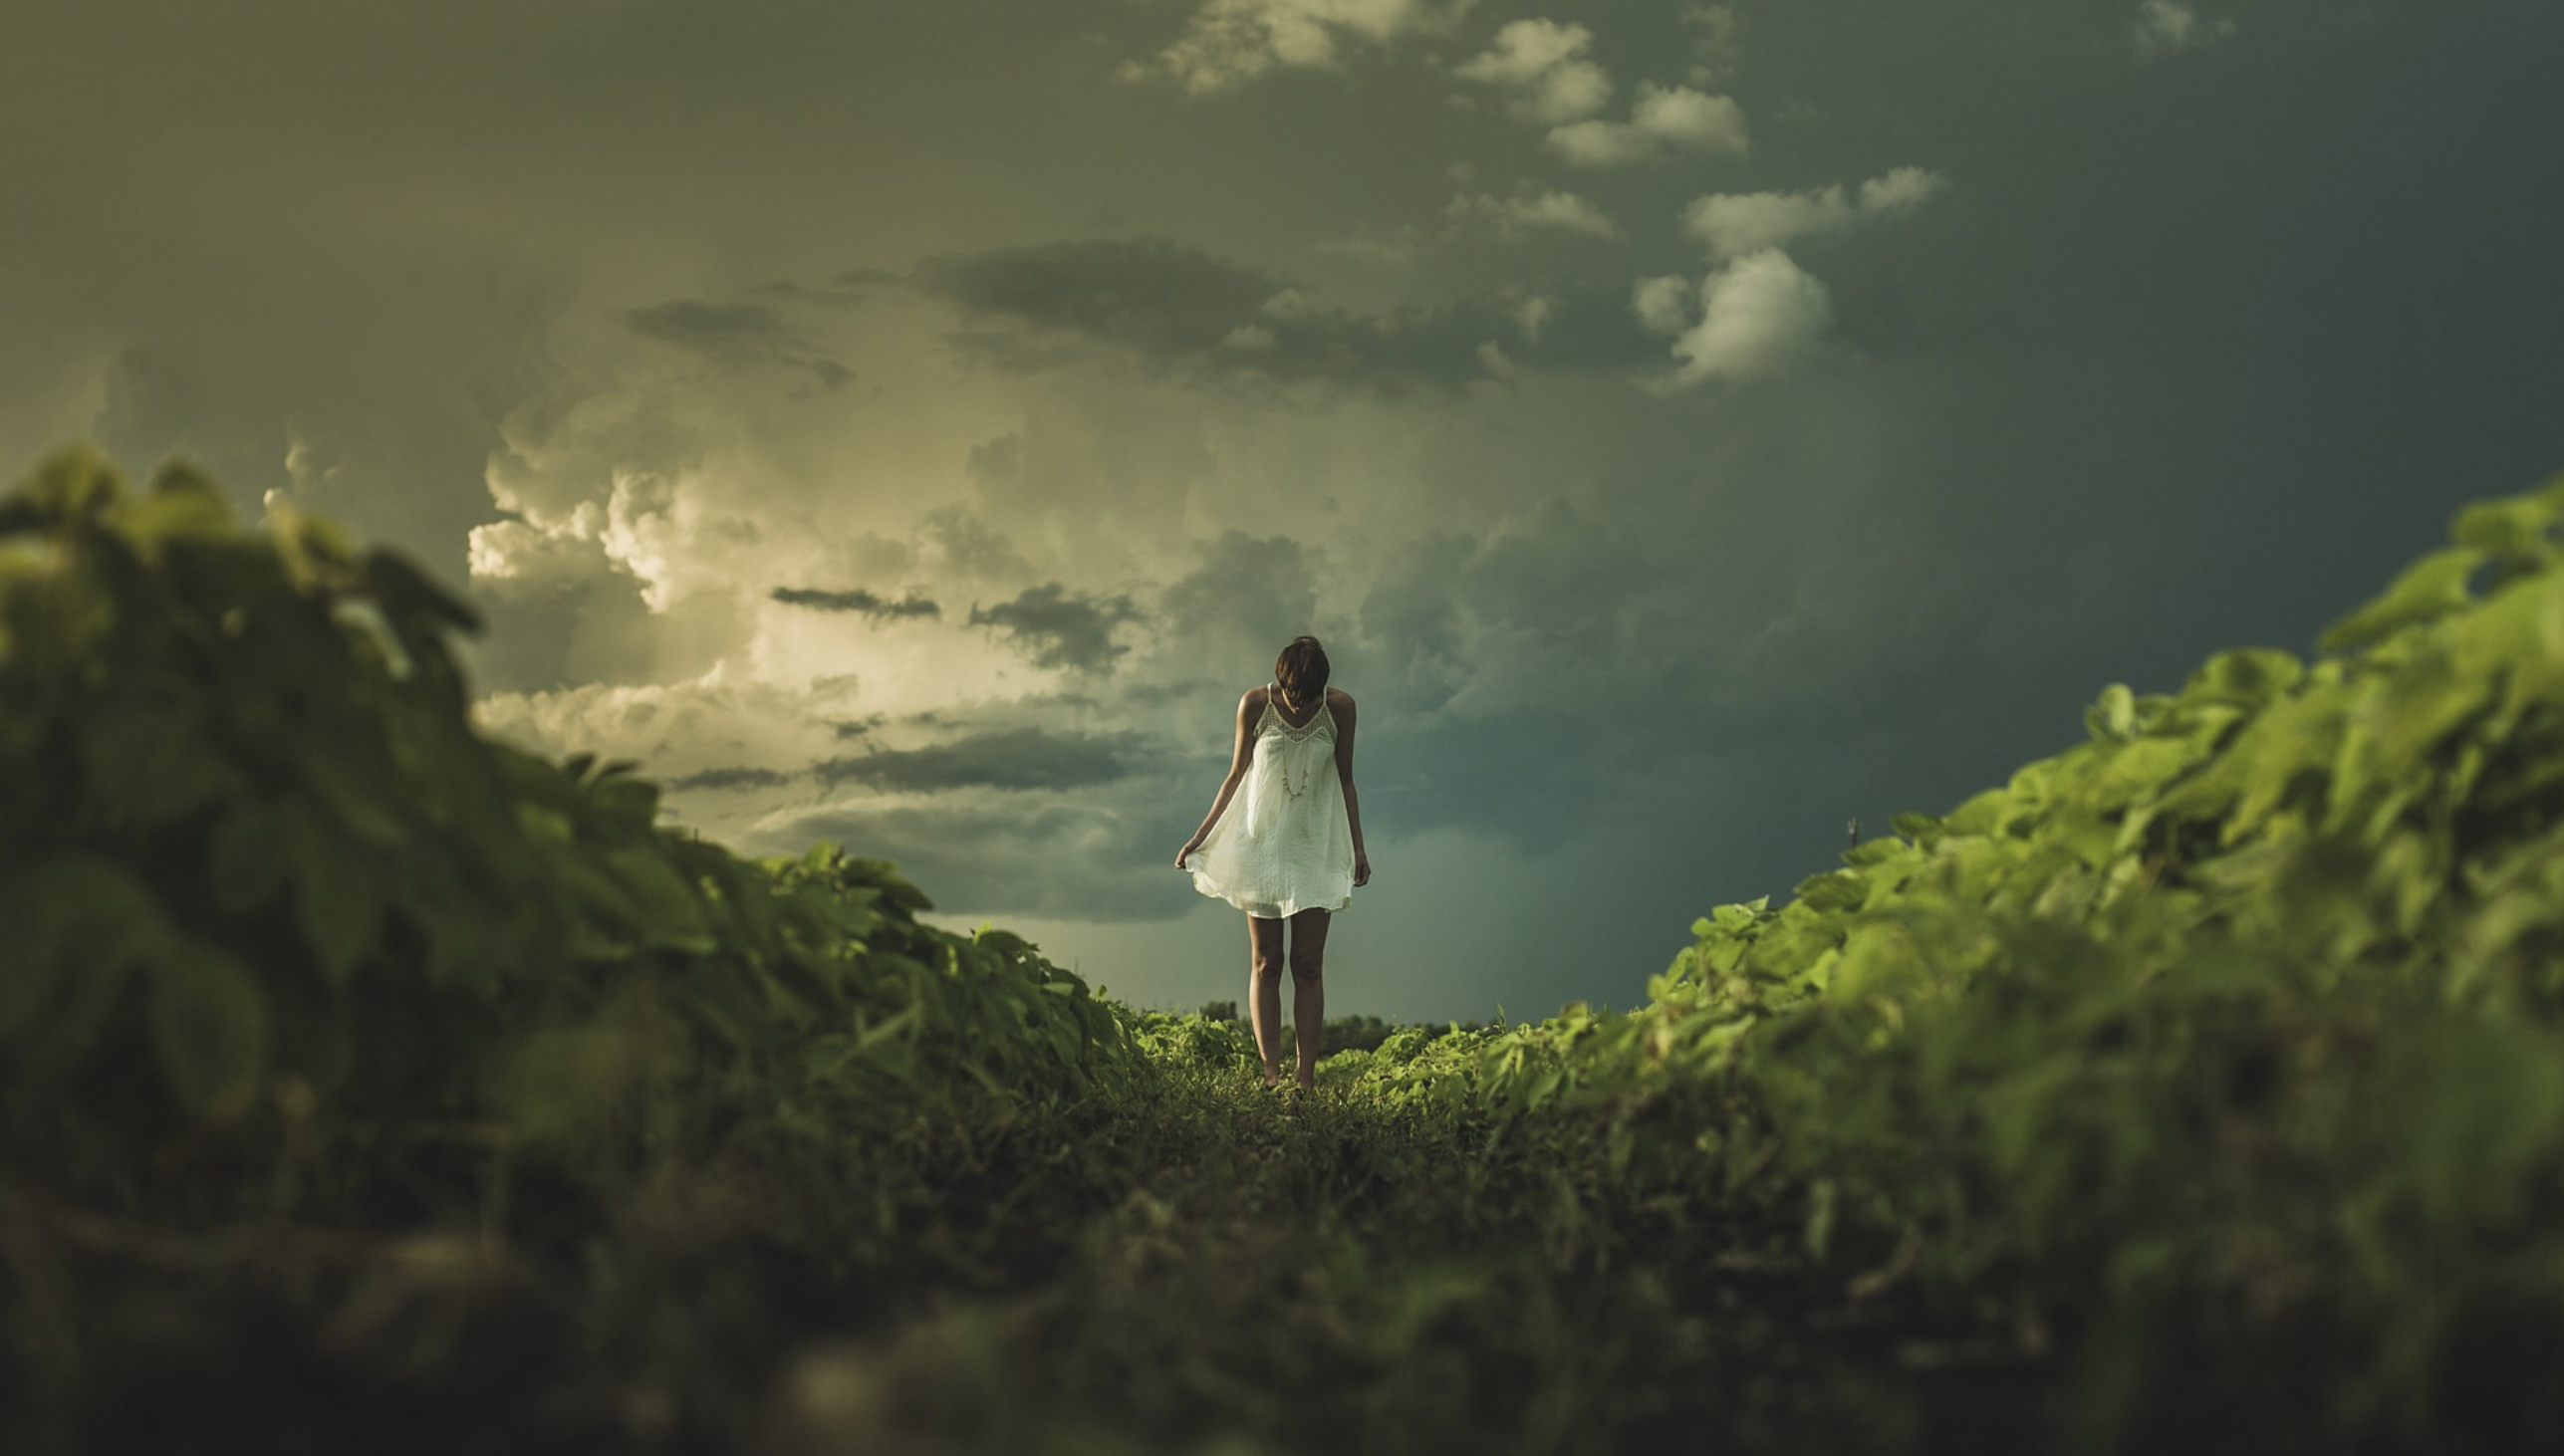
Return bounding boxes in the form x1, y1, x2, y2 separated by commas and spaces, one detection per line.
5, 0, 2560, 1021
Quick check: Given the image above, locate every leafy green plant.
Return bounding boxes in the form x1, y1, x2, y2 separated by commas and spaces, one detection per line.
1406, 473, 2564, 1447
0, 446, 1131, 1212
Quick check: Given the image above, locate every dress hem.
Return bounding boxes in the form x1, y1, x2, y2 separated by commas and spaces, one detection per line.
1186, 867, 1351, 919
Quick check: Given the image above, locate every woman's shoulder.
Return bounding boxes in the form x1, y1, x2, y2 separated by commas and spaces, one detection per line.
1325, 686, 1355, 712
1239, 684, 1272, 713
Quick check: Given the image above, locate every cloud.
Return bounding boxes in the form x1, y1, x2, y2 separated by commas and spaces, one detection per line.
919, 502, 1038, 584
666, 765, 798, 793
475, 671, 855, 790
770, 585, 942, 620
1129, 0, 1477, 95
1683, 4, 1742, 86
1630, 275, 1693, 336
969, 583, 1142, 672
1679, 166, 1950, 258
1445, 189, 1619, 239
1637, 249, 1834, 388
2132, 1, 2234, 60
915, 237, 1273, 364
1315, 230, 1423, 267
1453, 18, 1611, 122
764, 797, 1196, 920
911, 237, 1656, 397
817, 726, 1138, 794
1545, 84, 1747, 165
1155, 531, 1326, 688
624, 298, 852, 388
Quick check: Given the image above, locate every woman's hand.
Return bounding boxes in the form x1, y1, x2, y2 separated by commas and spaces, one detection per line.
1175, 839, 1202, 869
1354, 851, 1372, 887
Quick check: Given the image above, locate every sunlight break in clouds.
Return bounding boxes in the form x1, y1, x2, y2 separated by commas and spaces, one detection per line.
2132, 1, 2235, 61
1453, 18, 1611, 122
1547, 84, 1747, 165
1634, 249, 1833, 388
1131, 0, 1479, 94
1679, 166, 1949, 259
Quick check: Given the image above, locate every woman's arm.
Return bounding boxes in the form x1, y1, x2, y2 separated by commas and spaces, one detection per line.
1332, 690, 1371, 887
1175, 688, 1262, 867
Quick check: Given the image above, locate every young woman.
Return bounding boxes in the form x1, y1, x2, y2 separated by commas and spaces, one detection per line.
1175, 635, 1372, 1092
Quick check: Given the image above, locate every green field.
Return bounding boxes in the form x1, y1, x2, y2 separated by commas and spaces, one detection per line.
6, 447, 2563, 1453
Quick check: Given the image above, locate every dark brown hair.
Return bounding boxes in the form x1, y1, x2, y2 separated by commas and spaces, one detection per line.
1275, 635, 1329, 707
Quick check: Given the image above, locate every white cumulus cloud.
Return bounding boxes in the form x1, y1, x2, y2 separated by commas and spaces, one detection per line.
1630, 275, 1693, 337
1446, 189, 1620, 238
1638, 249, 1834, 389
1132, 0, 1479, 94
2131, 1, 2235, 61
1453, 18, 1612, 122
1679, 165, 1949, 258
1545, 84, 1747, 165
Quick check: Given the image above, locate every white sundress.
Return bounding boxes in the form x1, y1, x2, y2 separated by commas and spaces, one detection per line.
1185, 688, 1355, 919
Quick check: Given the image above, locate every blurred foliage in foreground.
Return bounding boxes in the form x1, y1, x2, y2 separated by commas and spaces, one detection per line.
0, 448, 1132, 1447
7, 447, 2564, 1455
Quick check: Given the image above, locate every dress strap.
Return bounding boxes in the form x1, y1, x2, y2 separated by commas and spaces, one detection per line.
1268, 684, 1325, 731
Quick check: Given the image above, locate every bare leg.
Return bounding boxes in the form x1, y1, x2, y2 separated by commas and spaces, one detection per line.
1247, 915, 1287, 1088
1287, 908, 1330, 1092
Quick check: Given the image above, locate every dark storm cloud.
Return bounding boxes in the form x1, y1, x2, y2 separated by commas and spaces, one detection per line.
666, 765, 797, 793
770, 585, 942, 620
816, 727, 1138, 794
744, 279, 869, 310
969, 583, 1141, 672
1160, 532, 1320, 658
910, 239, 1659, 398
779, 798, 1196, 922
627, 300, 795, 352
625, 299, 852, 388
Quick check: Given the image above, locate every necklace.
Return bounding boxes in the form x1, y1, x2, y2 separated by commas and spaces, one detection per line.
1266, 688, 1323, 798
1276, 741, 1316, 798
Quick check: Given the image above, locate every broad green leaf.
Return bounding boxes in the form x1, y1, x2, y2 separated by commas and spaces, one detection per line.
148, 942, 268, 1119
207, 800, 288, 915
2181, 647, 2304, 709
0, 856, 165, 1041
1943, 788, 2007, 837
604, 845, 714, 952
124, 466, 236, 546
80, 697, 231, 825
2364, 642, 2490, 788
0, 444, 123, 531
1793, 870, 1867, 914
1842, 838, 1909, 868
361, 547, 482, 635
284, 799, 384, 984
2450, 493, 2558, 559
267, 498, 357, 589
2319, 546, 2482, 654
2084, 737, 2203, 814
2086, 682, 2136, 740
301, 740, 407, 848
